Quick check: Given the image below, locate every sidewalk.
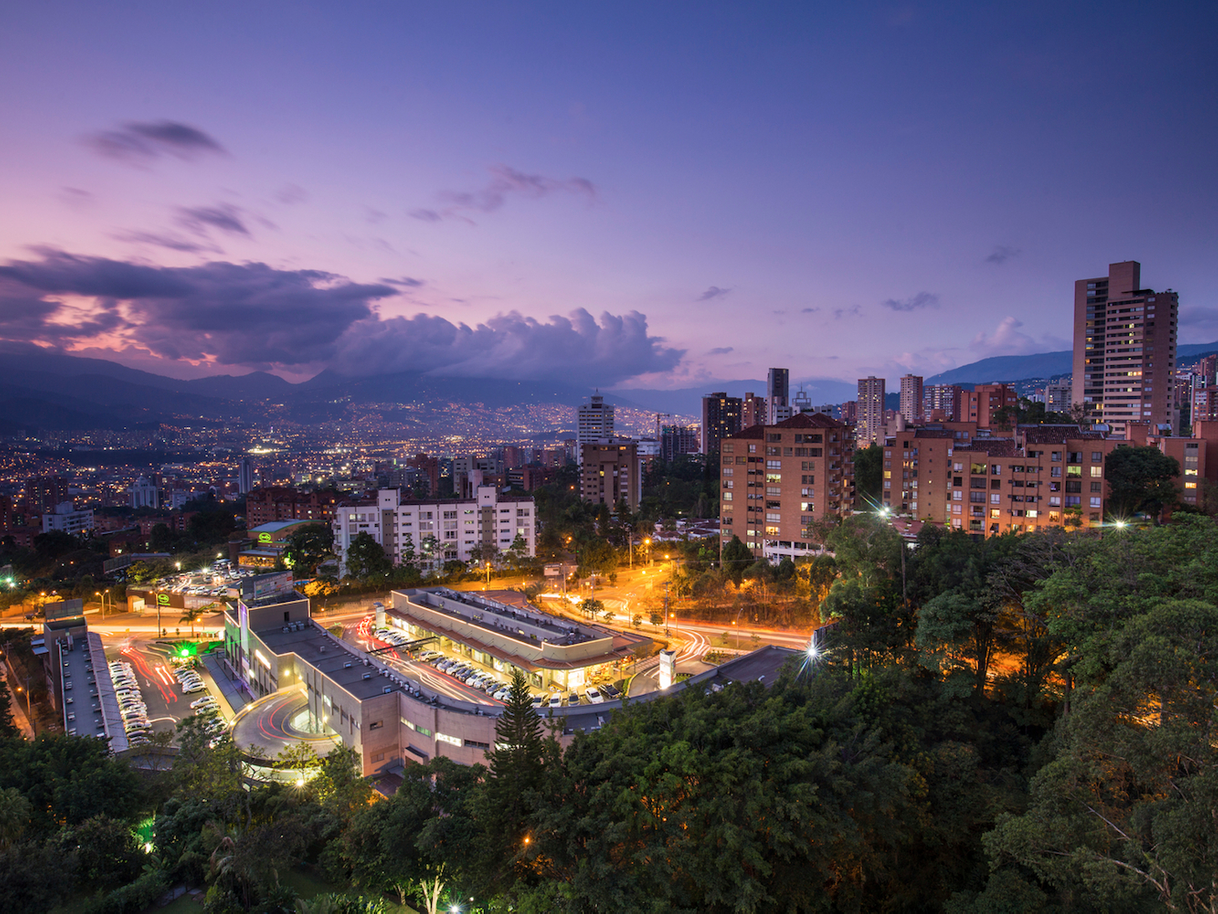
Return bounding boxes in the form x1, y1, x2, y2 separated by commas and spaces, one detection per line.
1, 672, 36, 738
200, 652, 252, 719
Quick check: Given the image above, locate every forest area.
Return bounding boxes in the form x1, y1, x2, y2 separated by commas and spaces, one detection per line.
0, 514, 1214, 913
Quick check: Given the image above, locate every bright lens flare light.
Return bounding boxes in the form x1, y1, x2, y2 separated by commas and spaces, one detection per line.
799, 634, 824, 676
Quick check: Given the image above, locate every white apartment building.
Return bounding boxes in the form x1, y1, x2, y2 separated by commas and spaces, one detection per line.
42, 502, 94, 536
332, 486, 535, 575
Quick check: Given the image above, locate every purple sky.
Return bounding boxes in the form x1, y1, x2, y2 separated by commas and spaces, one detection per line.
2, 2, 1216, 390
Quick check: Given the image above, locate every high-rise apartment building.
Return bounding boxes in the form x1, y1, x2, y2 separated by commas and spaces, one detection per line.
25, 476, 69, 513
1043, 381, 1072, 413
1072, 261, 1178, 437
767, 368, 789, 424
924, 384, 963, 421
719, 413, 855, 561
238, 457, 257, 495
661, 424, 700, 462
130, 477, 159, 510
857, 377, 886, 444
899, 375, 923, 425
577, 394, 614, 462
701, 392, 743, 454
580, 438, 641, 511
742, 392, 766, 429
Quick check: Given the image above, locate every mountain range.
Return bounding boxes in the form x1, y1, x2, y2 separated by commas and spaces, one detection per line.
2, 341, 1217, 435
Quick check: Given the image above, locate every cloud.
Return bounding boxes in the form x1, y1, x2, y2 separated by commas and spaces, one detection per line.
968, 316, 1067, 357
329, 309, 683, 385
0, 250, 681, 384
379, 276, 425, 288
697, 286, 731, 301
418, 165, 597, 222
85, 121, 225, 165
882, 291, 939, 312
175, 204, 251, 237
833, 305, 862, 319
708, 347, 734, 355
112, 230, 223, 255
985, 245, 1021, 265
801, 307, 819, 314
0, 249, 396, 368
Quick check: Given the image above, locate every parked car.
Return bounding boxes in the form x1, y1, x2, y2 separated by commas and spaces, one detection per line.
586, 687, 604, 704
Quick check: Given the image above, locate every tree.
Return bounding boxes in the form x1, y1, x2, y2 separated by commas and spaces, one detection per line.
283, 523, 335, 575
579, 598, 604, 619
478, 668, 550, 891
343, 532, 392, 581
505, 533, 530, 571
1105, 445, 1180, 522
853, 442, 883, 508
720, 535, 753, 587
54, 814, 148, 890
983, 598, 1218, 911
342, 757, 478, 910
0, 787, 31, 850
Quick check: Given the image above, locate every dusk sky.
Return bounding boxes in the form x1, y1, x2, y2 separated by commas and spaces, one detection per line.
2, 2, 1216, 392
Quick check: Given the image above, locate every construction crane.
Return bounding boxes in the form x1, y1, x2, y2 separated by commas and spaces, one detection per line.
654, 412, 672, 442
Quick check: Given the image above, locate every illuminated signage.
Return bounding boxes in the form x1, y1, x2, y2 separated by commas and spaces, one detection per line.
436, 732, 462, 747
156, 593, 170, 606
258, 532, 272, 544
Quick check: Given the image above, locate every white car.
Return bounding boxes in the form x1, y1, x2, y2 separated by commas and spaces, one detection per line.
586, 687, 604, 704
549, 694, 563, 709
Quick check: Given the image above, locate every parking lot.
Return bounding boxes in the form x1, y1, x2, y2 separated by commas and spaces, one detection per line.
103, 642, 230, 747
358, 617, 622, 709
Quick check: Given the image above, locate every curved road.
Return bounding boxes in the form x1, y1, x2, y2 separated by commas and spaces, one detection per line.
232, 689, 340, 760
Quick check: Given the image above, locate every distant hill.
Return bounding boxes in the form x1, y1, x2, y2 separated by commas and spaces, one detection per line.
926, 352, 1072, 386
926, 341, 1218, 387
5, 340, 1218, 433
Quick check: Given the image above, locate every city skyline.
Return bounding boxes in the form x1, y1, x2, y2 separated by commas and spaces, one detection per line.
2, 3, 1216, 391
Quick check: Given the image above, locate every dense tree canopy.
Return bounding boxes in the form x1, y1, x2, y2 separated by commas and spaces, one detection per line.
2, 514, 1216, 913
1104, 444, 1180, 521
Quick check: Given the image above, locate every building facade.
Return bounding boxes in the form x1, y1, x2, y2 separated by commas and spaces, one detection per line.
245, 486, 341, 527
579, 438, 641, 510
720, 413, 855, 560
899, 375, 923, 425
924, 384, 963, 421
857, 376, 886, 445
701, 392, 743, 454
577, 395, 614, 462
332, 487, 535, 573
767, 368, 790, 424
660, 424, 700, 462
964, 383, 1019, 429
1072, 261, 1179, 437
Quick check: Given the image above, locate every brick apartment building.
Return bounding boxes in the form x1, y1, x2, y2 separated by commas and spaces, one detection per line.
245, 486, 341, 528
579, 438, 640, 511
720, 413, 855, 561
